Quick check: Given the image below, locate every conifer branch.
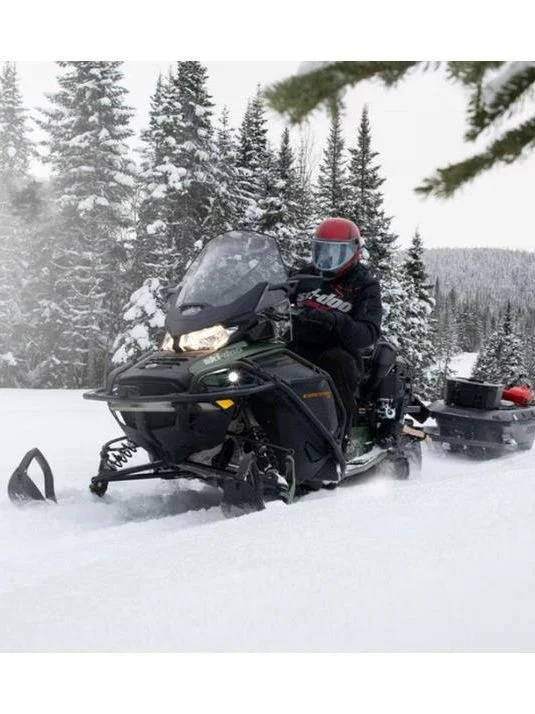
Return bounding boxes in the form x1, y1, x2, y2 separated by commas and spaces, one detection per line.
416, 116, 535, 197
264, 62, 419, 124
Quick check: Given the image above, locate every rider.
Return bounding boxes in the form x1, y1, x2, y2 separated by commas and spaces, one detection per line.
291, 217, 382, 447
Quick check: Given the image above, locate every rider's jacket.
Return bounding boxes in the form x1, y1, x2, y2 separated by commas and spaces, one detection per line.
291, 261, 382, 357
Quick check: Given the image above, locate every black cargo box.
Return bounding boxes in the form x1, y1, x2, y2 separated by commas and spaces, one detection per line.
445, 378, 503, 411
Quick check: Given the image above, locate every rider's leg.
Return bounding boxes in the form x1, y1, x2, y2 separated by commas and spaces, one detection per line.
314, 347, 361, 431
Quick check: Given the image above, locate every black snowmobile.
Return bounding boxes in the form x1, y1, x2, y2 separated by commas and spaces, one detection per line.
8, 231, 427, 512
425, 377, 535, 458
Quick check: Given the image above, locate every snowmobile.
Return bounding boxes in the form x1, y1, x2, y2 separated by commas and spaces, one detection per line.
8, 230, 427, 512
425, 377, 535, 458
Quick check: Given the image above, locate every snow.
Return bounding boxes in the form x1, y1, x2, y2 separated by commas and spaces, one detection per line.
1, 388, 535, 651
482, 62, 535, 107
113, 171, 135, 188
77, 196, 96, 212
1, 352, 17, 366
297, 62, 333, 76
449, 351, 478, 378
146, 219, 166, 235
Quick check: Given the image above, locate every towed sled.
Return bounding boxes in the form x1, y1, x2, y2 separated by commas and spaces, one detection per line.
9, 231, 427, 513
425, 378, 535, 458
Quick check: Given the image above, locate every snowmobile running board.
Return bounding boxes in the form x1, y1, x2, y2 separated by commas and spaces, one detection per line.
345, 447, 389, 476
8, 448, 57, 505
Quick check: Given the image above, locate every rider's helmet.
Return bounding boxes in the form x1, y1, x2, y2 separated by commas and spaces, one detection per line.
312, 217, 362, 278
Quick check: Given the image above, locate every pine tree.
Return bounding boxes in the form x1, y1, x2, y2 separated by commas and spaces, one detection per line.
38, 61, 135, 386
115, 62, 218, 364
170, 61, 216, 262
472, 302, 527, 384
293, 127, 316, 261
314, 110, 348, 218
401, 229, 436, 396
258, 127, 303, 266
403, 229, 428, 300
0, 62, 36, 386
427, 276, 458, 397
136, 62, 216, 285
0, 63, 31, 184
237, 87, 271, 230
209, 106, 242, 236
346, 107, 397, 278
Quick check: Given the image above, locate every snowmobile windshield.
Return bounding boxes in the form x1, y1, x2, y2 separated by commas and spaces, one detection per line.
176, 231, 288, 310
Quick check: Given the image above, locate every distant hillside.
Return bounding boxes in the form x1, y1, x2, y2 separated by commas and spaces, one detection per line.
423, 248, 535, 309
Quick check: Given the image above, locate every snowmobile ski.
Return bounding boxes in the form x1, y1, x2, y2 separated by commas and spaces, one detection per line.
8, 448, 57, 505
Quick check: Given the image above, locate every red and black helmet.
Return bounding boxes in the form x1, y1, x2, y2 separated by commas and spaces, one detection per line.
312, 217, 362, 277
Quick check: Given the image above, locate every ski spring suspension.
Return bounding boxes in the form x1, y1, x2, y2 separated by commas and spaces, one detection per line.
99, 437, 138, 472
247, 426, 293, 474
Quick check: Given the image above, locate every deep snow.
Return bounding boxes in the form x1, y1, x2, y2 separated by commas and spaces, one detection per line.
1, 384, 534, 652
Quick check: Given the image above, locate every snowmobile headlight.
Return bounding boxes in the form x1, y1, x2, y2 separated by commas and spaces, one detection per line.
178, 325, 235, 352
160, 332, 175, 351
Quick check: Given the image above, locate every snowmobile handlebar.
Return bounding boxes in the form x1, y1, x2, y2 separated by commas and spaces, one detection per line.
267, 275, 322, 302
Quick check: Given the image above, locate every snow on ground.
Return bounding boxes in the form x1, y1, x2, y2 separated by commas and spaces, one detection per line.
1, 388, 534, 651
450, 352, 478, 378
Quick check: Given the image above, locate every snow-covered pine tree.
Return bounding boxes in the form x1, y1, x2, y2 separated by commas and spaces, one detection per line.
346, 107, 397, 278
38, 61, 135, 387
472, 302, 527, 385
0, 62, 36, 386
275, 127, 311, 267
403, 229, 428, 300
132, 73, 175, 287
314, 110, 348, 218
0, 63, 31, 181
292, 127, 316, 263
333, 107, 416, 374
401, 229, 437, 397
237, 87, 271, 230
115, 62, 218, 364
209, 106, 242, 237
170, 61, 216, 261
136, 62, 216, 284
455, 297, 483, 352
429, 278, 459, 396
257, 126, 303, 266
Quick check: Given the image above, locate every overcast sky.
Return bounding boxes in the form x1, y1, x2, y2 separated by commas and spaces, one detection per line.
15, 61, 535, 252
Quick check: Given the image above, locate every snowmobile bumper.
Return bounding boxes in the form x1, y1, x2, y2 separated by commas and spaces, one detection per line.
84, 383, 274, 409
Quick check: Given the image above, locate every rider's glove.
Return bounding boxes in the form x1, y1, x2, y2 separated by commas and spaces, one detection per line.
297, 306, 337, 331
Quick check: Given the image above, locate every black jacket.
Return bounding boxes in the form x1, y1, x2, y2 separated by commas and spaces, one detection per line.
291, 262, 382, 357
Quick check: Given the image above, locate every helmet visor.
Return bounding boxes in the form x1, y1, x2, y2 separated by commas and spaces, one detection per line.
313, 240, 355, 272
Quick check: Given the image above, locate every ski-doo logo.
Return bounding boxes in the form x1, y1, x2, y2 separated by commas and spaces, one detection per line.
298, 288, 352, 313
202, 344, 244, 366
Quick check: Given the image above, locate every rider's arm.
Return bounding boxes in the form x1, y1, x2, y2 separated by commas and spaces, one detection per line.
335, 280, 382, 355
